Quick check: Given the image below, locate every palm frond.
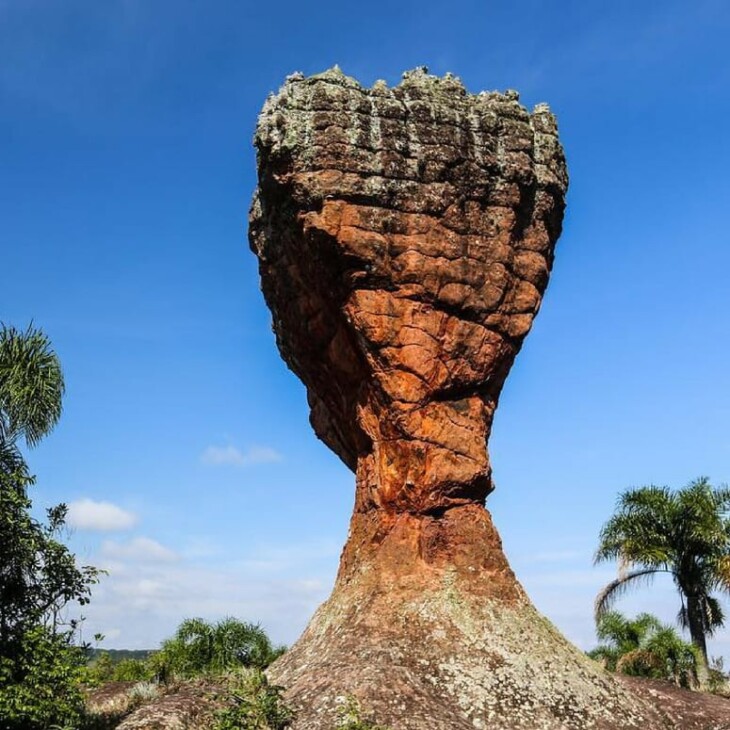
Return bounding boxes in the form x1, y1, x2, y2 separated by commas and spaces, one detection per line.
702, 595, 725, 635
595, 486, 674, 566
0, 437, 28, 477
595, 568, 662, 621
0, 323, 65, 448
711, 555, 730, 593
677, 601, 689, 631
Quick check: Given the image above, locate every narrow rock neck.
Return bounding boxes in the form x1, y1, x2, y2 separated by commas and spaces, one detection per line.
352, 393, 496, 517
329, 393, 515, 594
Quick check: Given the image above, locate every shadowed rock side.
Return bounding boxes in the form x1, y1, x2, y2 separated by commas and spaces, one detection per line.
248, 68, 727, 729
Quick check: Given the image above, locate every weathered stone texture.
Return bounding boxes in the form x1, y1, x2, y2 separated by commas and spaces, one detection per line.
250, 67, 566, 527
248, 68, 729, 729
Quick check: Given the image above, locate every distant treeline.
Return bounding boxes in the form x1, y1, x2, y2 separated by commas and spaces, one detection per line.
88, 648, 155, 664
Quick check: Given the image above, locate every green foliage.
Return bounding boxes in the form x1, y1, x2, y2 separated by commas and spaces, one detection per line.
0, 323, 101, 730
113, 658, 155, 682
154, 617, 286, 680
595, 477, 730, 667
0, 625, 87, 729
87, 648, 153, 663
0, 466, 101, 655
589, 611, 701, 688
707, 657, 730, 696
0, 467, 101, 729
85, 652, 154, 684
84, 651, 115, 685
213, 669, 293, 730
0, 323, 64, 470
334, 696, 390, 730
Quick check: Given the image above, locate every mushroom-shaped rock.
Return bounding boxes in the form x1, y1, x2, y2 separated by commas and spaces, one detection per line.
248, 69, 703, 729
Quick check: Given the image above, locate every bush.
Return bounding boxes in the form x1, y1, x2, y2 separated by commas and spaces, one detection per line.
0, 467, 101, 730
213, 669, 293, 730
588, 611, 701, 688
0, 625, 87, 729
84, 651, 156, 686
334, 696, 390, 730
153, 617, 285, 681
114, 658, 154, 682
707, 657, 730, 696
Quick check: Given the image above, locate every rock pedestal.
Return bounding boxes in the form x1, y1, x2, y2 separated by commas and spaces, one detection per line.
249, 68, 688, 729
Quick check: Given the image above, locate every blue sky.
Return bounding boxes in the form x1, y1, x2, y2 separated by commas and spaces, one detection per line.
2, 0, 729, 658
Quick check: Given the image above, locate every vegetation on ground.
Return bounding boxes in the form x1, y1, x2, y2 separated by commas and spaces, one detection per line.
213, 669, 293, 729
81, 617, 288, 728
0, 323, 102, 730
85, 652, 156, 684
152, 616, 286, 680
333, 695, 390, 730
595, 477, 730, 676
588, 611, 701, 688
87, 648, 153, 663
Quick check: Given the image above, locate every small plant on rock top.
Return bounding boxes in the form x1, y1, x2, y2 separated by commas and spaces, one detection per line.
334, 695, 390, 730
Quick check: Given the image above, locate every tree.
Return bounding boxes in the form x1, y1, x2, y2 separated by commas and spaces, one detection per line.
0, 323, 100, 729
154, 617, 286, 679
588, 611, 700, 689
595, 478, 730, 675
0, 323, 64, 475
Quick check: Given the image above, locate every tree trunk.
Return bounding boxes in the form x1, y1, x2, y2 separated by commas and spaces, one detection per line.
686, 594, 710, 687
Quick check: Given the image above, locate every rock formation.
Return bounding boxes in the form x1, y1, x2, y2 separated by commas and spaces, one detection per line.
248, 68, 724, 729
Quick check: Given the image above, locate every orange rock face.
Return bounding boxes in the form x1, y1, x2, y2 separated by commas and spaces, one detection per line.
248, 69, 729, 729
250, 68, 566, 573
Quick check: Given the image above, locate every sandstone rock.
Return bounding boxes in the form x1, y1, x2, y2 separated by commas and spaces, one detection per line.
248, 68, 729, 729
86, 680, 138, 718
114, 681, 218, 730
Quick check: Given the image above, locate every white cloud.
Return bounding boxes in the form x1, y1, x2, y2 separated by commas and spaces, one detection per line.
69, 534, 730, 667
200, 444, 282, 467
76, 546, 333, 650
101, 537, 179, 563
66, 499, 138, 531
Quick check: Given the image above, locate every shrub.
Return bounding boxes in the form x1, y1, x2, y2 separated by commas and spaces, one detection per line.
0, 467, 101, 730
128, 680, 161, 706
334, 695, 390, 730
113, 658, 154, 682
213, 669, 293, 730
588, 611, 701, 688
707, 657, 730, 696
0, 625, 87, 729
154, 617, 285, 681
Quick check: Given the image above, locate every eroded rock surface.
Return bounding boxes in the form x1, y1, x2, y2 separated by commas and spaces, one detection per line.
250, 66, 565, 520
248, 68, 729, 729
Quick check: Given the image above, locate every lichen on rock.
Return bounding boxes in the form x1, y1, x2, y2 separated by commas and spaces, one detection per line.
248, 68, 728, 729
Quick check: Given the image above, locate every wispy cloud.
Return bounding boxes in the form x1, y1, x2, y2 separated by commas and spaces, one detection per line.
200, 445, 282, 467
101, 537, 179, 564
67, 499, 138, 531
77, 539, 334, 649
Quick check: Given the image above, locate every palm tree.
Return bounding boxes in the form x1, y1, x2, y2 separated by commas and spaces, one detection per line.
595, 478, 730, 674
588, 611, 700, 689
155, 617, 286, 679
588, 611, 663, 671
0, 323, 64, 473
